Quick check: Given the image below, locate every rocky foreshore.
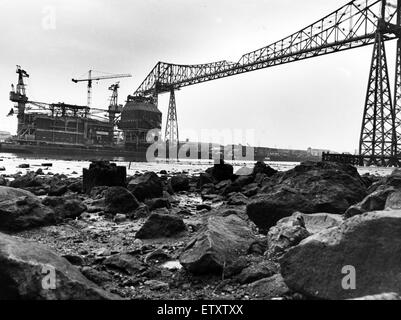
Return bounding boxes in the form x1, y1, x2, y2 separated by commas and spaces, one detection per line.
0, 159, 400, 300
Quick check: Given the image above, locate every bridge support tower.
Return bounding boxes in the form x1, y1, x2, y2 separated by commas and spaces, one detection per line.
359, 0, 401, 167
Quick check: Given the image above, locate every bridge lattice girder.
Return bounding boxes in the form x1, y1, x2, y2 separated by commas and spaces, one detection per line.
134, 0, 399, 97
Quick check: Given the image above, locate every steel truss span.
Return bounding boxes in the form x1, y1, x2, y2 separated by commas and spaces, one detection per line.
132, 0, 401, 167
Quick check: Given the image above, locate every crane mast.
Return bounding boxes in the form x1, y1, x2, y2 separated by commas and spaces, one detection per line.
72, 70, 132, 109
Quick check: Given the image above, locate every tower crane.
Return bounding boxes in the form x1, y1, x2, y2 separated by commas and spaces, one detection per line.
108, 82, 123, 125
72, 70, 132, 109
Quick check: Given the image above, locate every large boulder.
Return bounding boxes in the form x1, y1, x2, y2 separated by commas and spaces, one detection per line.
83, 161, 126, 194
0, 187, 56, 232
0, 232, 119, 299
345, 188, 395, 218
266, 213, 310, 259
246, 162, 367, 230
279, 212, 344, 235
252, 162, 277, 177
168, 175, 190, 192
104, 186, 139, 215
385, 190, 401, 210
42, 196, 87, 220
10, 172, 45, 189
280, 210, 401, 300
135, 213, 186, 239
128, 172, 163, 201
179, 214, 255, 275
206, 161, 234, 182
0, 186, 35, 201
367, 169, 401, 194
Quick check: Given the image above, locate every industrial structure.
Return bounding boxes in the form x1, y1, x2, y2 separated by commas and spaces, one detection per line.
6, 66, 161, 160
6, 0, 401, 165
72, 70, 132, 109
131, 0, 401, 167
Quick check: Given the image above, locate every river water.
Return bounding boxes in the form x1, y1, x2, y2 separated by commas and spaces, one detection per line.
0, 153, 395, 177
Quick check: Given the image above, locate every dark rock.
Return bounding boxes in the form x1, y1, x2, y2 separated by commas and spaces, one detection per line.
247, 274, 290, 299
0, 177, 7, 186
207, 161, 234, 182
179, 214, 256, 275
169, 175, 190, 192
215, 179, 231, 191
237, 260, 278, 284
280, 210, 401, 300
136, 213, 186, 239
219, 208, 249, 221
200, 184, 216, 200
130, 204, 150, 219
243, 185, 259, 198
144, 248, 171, 263
145, 198, 171, 211
266, 213, 310, 259
280, 212, 343, 235
196, 204, 212, 211
248, 238, 268, 255
385, 190, 401, 210
113, 214, 127, 223
83, 161, 126, 194
127, 172, 163, 201
345, 188, 395, 218
221, 182, 242, 196
160, 170, 167, 175
234, 175, 254, 188
0, 232, 118, 299
68, 181, 83, 193
90, 186, 109, 198
103, 253, 143, 275
23, 187, 48, 196
367, 170, 401, 194
360, 173, 380, 188
42, 196, 87, 220
246, 161, 367, 230
104, 186, 139, 215
145, 280, 169, 291
48, 184, 68, 197
10, 172, 44, 189
227, 193, 249, 205
252, 162, 277, 177
18, 164, 30, 169
81, 267, 113, 285
0, 167, 5, 172
0, 187, 56, 232
199, 173, 215, 187
62, 254, 85, 266
41, 163, 53, 167
223, 256, 248, 278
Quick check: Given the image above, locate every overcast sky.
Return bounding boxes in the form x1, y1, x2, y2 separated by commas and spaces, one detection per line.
0, 0, 397, 153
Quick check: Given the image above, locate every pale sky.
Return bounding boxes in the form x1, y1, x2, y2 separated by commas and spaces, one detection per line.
0, 0, 397, 153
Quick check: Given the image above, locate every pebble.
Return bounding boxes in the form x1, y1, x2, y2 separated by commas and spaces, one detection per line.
114, 214, 127, 223
145, 280, 169, 291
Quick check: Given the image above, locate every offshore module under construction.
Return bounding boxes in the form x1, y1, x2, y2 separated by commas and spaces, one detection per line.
4, 66, 162, 161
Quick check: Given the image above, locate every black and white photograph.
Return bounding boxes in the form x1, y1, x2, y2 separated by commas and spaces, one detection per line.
0, 0, 401, 311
